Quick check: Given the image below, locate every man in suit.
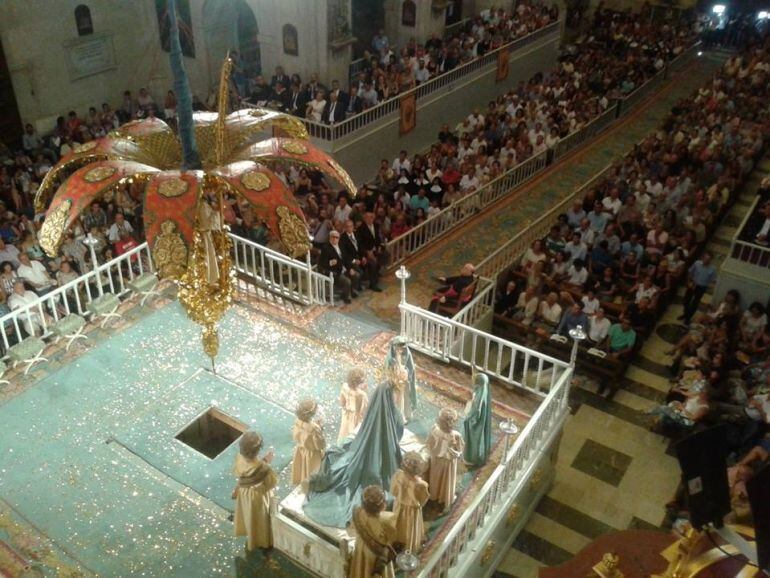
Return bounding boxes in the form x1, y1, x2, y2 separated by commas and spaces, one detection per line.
341, 219, 381, 292
328, 80, 349, 109
345, 85, 363, 117
322, 93, 345, 125
272, 82, 290, 110
250, 76, 272, 103
270, 66, 290, 89
429, 263, 476, 312
287, 82, 308, 116
355, 211, 387, 284
318, 230, 357, 303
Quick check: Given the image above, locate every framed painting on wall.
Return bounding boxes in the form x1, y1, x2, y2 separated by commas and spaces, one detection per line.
283, 24, 299, 56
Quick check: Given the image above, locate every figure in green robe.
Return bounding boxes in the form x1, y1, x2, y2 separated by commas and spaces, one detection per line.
462, 372, 492, 467
303, 381, 404, 528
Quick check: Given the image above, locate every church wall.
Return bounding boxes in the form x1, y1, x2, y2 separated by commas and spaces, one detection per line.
384, 0, 445, 49
1, 0, 212, 133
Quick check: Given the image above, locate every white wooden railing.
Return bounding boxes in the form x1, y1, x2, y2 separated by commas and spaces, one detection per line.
476, 162, 616, 280
730, 194, 770, 269
550, 102, 619, 161
299, 20, 562, 142
451, 275, 495, 328
229, 233, 334, 305
386, 152, 548, 268
0, 242, 154, 351
1, 234, 334, 354
400, 302, 570, 396
416, 361, 572, 577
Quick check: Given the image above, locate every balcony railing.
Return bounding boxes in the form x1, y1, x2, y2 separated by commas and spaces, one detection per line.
230, 233, 334, 305
730, 194, 770, 269
299, 20, 562, 142
475, 162, 615, 279
386, 151, 548, 268
1, 234, 333, 355
415, 361, 571, 577
400, 301, 569, 396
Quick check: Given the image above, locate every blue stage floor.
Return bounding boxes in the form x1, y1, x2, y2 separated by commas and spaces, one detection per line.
0, 302, 471, 576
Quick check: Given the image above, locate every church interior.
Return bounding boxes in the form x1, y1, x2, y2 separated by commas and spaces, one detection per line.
0, 1, 769, 577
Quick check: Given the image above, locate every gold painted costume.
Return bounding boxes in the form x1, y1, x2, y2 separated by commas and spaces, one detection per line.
232, 454, 277, 550
390, 469, 429, 553
349, 507, 397, 578
291, 419, 325, 485
426, 425, 465, 507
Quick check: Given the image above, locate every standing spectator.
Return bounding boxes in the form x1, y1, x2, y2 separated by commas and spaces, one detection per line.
680, 253, 716, 325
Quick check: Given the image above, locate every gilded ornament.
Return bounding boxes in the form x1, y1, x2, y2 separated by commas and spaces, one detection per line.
158, 177, 189, 198
84, 166, 117, 183
241, 170, 271, 191
248, 109, 268, 117
327, 158, 357, 196
505, 504, 519, 526
39, 199, 72, 256
480, 540, 496, 565
593, 552, 624, 578
152, 220, 189, 279
530, 467, 543, 489
281, 140, 308, 155
276, 206, 311, 257
73, 141, 98, 153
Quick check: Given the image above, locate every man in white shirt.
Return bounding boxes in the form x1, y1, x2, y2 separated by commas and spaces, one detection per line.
392, 150, 411, 174
333, 196, 353, 225
0, 239, 21, 268
17, 254, 56, 294
601, 189, 622, 215
107, 213, 135, 243
8, 281, 45, 335
466, 110, 485, 129
588, 308, 611, 344
459, 168, 480, 192
566, 259, 588, 288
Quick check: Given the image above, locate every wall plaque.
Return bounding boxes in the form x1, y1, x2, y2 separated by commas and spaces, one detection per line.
64, 33, 117, 81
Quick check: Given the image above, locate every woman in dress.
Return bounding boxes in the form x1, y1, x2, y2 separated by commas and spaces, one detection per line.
231, 431, 277, 551
426, 408, 465, 510
390, 451, 429, 554
291, 398, 326, 485
338, 367, 369, 442
306, 90, 327, 123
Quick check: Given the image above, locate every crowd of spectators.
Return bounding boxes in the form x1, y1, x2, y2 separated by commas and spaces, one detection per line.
491, 38, 770, 404
243, 2, 559, 124
281, 7, 697, 251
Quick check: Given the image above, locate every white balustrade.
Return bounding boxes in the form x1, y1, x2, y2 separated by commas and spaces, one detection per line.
0, 242, 153, 352
414, 350, 572, 577
400, 302, 569, 396
229, 233, 334, 306
299, 21, 562, 142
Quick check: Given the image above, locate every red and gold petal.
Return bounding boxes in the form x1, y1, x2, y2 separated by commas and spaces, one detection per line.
143, 171, 203, 280
210, 161, 308, 256
35, 136, 169, 212
110, 117, 181, 169
231, 138, 357, 198
39, 160, 160, 256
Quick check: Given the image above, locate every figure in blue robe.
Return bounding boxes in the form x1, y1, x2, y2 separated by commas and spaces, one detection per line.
383, 336, 417, 422
303, 381, 404, 528
462, 373, 492, 467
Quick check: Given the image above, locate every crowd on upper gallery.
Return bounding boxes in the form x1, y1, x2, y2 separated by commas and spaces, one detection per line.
242, 1, 560, 124
291, 6, 699, 248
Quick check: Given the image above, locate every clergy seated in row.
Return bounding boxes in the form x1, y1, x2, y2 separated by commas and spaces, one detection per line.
428, 262, 476, 313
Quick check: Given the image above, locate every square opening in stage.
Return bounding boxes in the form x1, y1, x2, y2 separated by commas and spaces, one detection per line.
175, 407, 247, 459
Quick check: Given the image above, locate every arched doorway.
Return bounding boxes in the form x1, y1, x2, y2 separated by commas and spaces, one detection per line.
235, 1, 261, 77
202, 0, 261, 89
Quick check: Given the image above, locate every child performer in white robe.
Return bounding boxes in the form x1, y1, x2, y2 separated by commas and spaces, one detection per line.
291, 398, 326, 485
338, 367, 369, 442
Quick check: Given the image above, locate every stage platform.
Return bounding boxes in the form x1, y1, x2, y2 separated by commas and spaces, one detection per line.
0, 299, 535, 577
